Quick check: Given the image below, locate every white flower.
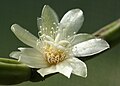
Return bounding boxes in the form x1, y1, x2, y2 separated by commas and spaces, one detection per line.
10, 5, 109, 78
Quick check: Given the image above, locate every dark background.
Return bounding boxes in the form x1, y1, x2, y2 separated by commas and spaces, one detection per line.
0, 0, 120, 86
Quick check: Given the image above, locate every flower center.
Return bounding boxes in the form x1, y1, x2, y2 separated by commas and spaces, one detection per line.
44, 46, 66, 65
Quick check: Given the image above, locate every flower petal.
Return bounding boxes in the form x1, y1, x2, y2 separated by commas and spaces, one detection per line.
10, 48, 48, 68
20, 55, 48, 68
37, 61, 73, 78
72, 38, 110, 57
11, 24, 38, 48
18, 47, 43, 57
37, 65, 57, 77
57, 9, 84, 40
67, 57, 87, 77
57, 61, 73, 78
68, 33, 95, 47
41, 5, 59, 39
9, 51, 21, 59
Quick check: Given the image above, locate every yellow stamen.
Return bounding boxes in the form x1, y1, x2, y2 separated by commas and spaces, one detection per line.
44, 46, 66, 65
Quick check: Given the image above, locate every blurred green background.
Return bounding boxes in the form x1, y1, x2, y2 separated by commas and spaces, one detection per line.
0, 0, 120, 86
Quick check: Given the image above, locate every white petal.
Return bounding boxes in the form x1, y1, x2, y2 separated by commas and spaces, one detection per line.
18, 47, 42, 56
11, 48, 48, 68
68, 33, 95, 47
9, 51, 21, 59
11, 24, 38, 48
67, 57, 87, 77
57, 61, 73, 78
58, 9, 84, 40
41, 5, 59, 39
37, 65, 57, 77
37, 61, 73, 78
20, 55, 47, 68
72, 38, 110, 57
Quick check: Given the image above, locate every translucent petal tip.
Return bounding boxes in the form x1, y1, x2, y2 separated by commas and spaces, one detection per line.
11, 24, 17, 32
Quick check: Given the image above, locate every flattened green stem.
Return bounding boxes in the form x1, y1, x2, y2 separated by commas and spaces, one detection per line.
0, 19, 120, 85
93, 18, 120, 47
0, 58, 31, 85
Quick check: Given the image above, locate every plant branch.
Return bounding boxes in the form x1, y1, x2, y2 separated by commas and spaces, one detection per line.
93, 18, 120, 47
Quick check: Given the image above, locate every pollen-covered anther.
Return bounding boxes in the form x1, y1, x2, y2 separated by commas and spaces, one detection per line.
73, 32, 76, 34
44, 47, 66, 65
50, 31, 53, 34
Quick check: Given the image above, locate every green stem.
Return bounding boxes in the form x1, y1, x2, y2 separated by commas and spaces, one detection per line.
0, 19, 120, 85
93, 18, 120, 47
0, 58, 31, 85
